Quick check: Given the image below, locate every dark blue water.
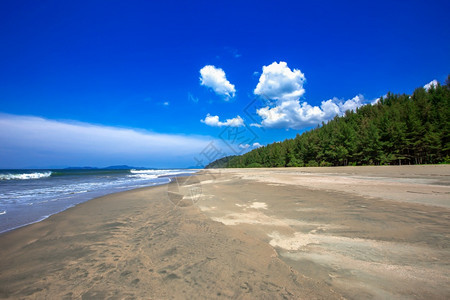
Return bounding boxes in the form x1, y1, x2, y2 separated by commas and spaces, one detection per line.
0, 169, 196, 233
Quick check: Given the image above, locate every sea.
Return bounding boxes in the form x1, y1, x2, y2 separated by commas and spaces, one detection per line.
0, 168, 197, 234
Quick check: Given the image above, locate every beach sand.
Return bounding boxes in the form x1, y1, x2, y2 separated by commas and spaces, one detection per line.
0, 165, 449, 299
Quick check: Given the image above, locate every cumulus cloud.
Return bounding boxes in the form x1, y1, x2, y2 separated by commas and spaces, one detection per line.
252, 142, 263, 148
201, 114, 244, 127
256, 95, 365, 129
424, 79, 438, 91
0, 113, 214, 168
254, 61, 306, 101
253, 61, 366, 129
200, 65, 236, 99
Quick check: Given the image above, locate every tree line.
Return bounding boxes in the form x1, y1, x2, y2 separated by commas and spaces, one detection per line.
206, 77, 450, 168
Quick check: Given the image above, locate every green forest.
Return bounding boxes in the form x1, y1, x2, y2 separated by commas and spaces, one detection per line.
207, 78, 450, 168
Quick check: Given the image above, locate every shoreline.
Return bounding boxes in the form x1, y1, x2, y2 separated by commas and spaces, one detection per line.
0, 182, 170, 236
0, 183, 166, 236
1, 164, 447, 234
0, 170, 197, 235
0, 172, 340, 299
0, 165, 449, 298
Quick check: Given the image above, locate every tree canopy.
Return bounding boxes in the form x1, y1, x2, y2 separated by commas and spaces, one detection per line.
206, 77, 450, 168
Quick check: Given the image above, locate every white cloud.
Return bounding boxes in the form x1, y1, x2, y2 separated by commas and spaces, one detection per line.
252, 61, 366, 129
201, 114, 244, 127
163, 101, 169, 106
338, 95, 365, 112
372, 94, 387, 105
371, 98, 380, 105
239, 143, 264, 151
238, 144, 250, 149
254, 61, 306, 101
200, 65, 236, 99
424, 79, 438, 91
256, 95, 365, 129
250, 123, 262, 128
0, 113, 214, 168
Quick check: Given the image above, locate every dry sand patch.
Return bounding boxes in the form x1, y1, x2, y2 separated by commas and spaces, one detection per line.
198, 166, 450, 299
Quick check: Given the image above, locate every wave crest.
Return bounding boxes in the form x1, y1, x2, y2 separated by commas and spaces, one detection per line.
0, 172, 52, 180
129, 169, 196, 179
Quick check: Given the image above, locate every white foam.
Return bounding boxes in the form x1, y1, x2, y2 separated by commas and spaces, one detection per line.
0, 169, 196, 233
128, 174, 158, 179
0, 171, 52, 180
130, 169, 158, 174
129, 169, 196, 179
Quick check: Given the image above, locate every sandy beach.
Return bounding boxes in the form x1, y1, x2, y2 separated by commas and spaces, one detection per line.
1, 165, 449, 299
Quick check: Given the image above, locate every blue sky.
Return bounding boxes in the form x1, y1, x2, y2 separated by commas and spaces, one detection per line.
0, 0, 449, 168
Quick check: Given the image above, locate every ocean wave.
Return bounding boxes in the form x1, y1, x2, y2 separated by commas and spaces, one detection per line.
129, 169, 196, 179
50, 169, 129, 177
0, 169, 196, 233
130, 169, 158, 174
128, 174, 158, 179
0, 171, 52, 180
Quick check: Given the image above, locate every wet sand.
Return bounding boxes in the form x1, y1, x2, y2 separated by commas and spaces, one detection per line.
0, 165, 449, 299
0, 181, 338, 299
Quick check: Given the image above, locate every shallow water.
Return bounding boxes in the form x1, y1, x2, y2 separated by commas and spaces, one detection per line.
0, 169, 196, 233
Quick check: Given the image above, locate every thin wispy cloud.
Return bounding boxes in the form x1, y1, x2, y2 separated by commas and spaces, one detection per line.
0, 113, 214, 168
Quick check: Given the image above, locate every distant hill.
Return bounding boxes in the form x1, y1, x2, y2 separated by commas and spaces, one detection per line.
208, 77, 450, 168
64, 166, 99, 170
205, 155, 238, 169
